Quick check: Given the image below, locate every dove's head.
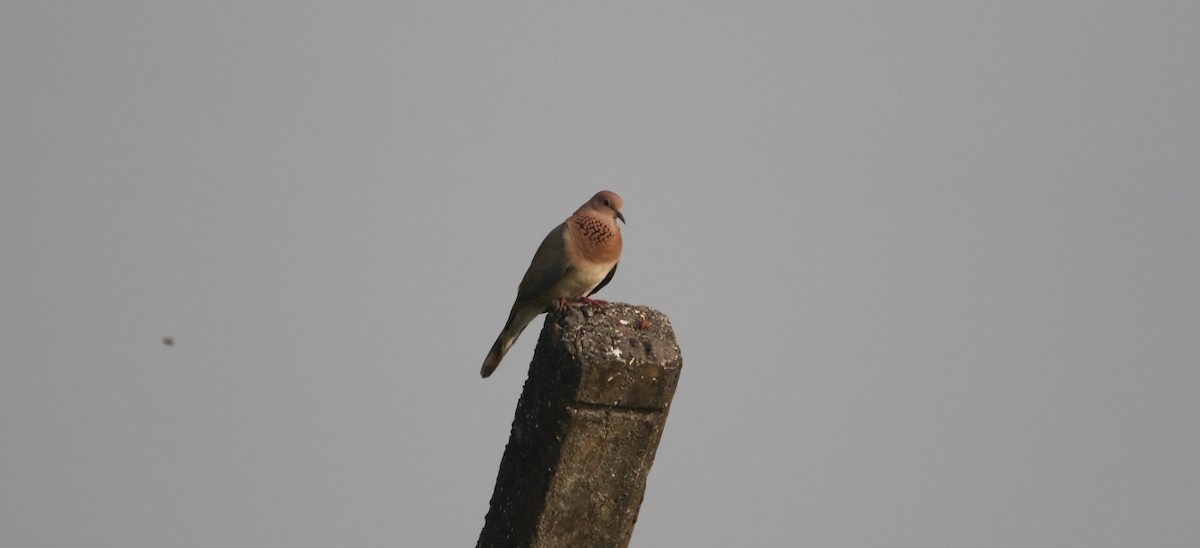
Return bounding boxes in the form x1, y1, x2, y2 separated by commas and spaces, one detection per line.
583, 190, 625, 224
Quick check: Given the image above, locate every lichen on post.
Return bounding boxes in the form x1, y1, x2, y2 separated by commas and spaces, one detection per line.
477, 303, 682, 548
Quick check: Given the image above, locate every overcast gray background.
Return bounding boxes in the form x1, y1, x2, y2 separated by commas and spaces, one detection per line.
3, 3, 1199, 547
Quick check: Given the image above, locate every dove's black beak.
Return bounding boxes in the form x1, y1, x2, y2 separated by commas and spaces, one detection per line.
616, 210, 625, 224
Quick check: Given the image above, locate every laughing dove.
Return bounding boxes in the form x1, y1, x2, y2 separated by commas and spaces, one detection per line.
481, 191, 625, 378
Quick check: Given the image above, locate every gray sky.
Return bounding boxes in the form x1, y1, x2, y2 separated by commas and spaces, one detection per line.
3, 3, 1198, 547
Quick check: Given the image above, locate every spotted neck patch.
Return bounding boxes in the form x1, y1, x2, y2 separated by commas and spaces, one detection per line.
573, 214, 615, 244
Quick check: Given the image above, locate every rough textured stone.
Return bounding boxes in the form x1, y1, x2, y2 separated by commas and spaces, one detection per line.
478, 303, 682, 548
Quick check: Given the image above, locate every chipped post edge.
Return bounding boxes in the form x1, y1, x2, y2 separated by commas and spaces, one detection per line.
477, 303, 682, 548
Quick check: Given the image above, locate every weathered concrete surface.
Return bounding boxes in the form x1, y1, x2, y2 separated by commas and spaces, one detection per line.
477, 303, 682, 548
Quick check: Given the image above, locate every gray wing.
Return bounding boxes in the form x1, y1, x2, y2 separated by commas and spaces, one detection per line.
512, 222, 571, 311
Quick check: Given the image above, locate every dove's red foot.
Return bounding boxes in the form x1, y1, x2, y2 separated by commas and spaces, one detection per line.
576, 296, 608, 308
555, 296, 608, 309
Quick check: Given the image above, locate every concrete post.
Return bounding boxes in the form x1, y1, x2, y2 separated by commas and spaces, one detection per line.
477, 303, 683, 548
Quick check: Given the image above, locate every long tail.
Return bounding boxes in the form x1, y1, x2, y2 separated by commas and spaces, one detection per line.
480, 335, 511, 378
480, 305, 542, 378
